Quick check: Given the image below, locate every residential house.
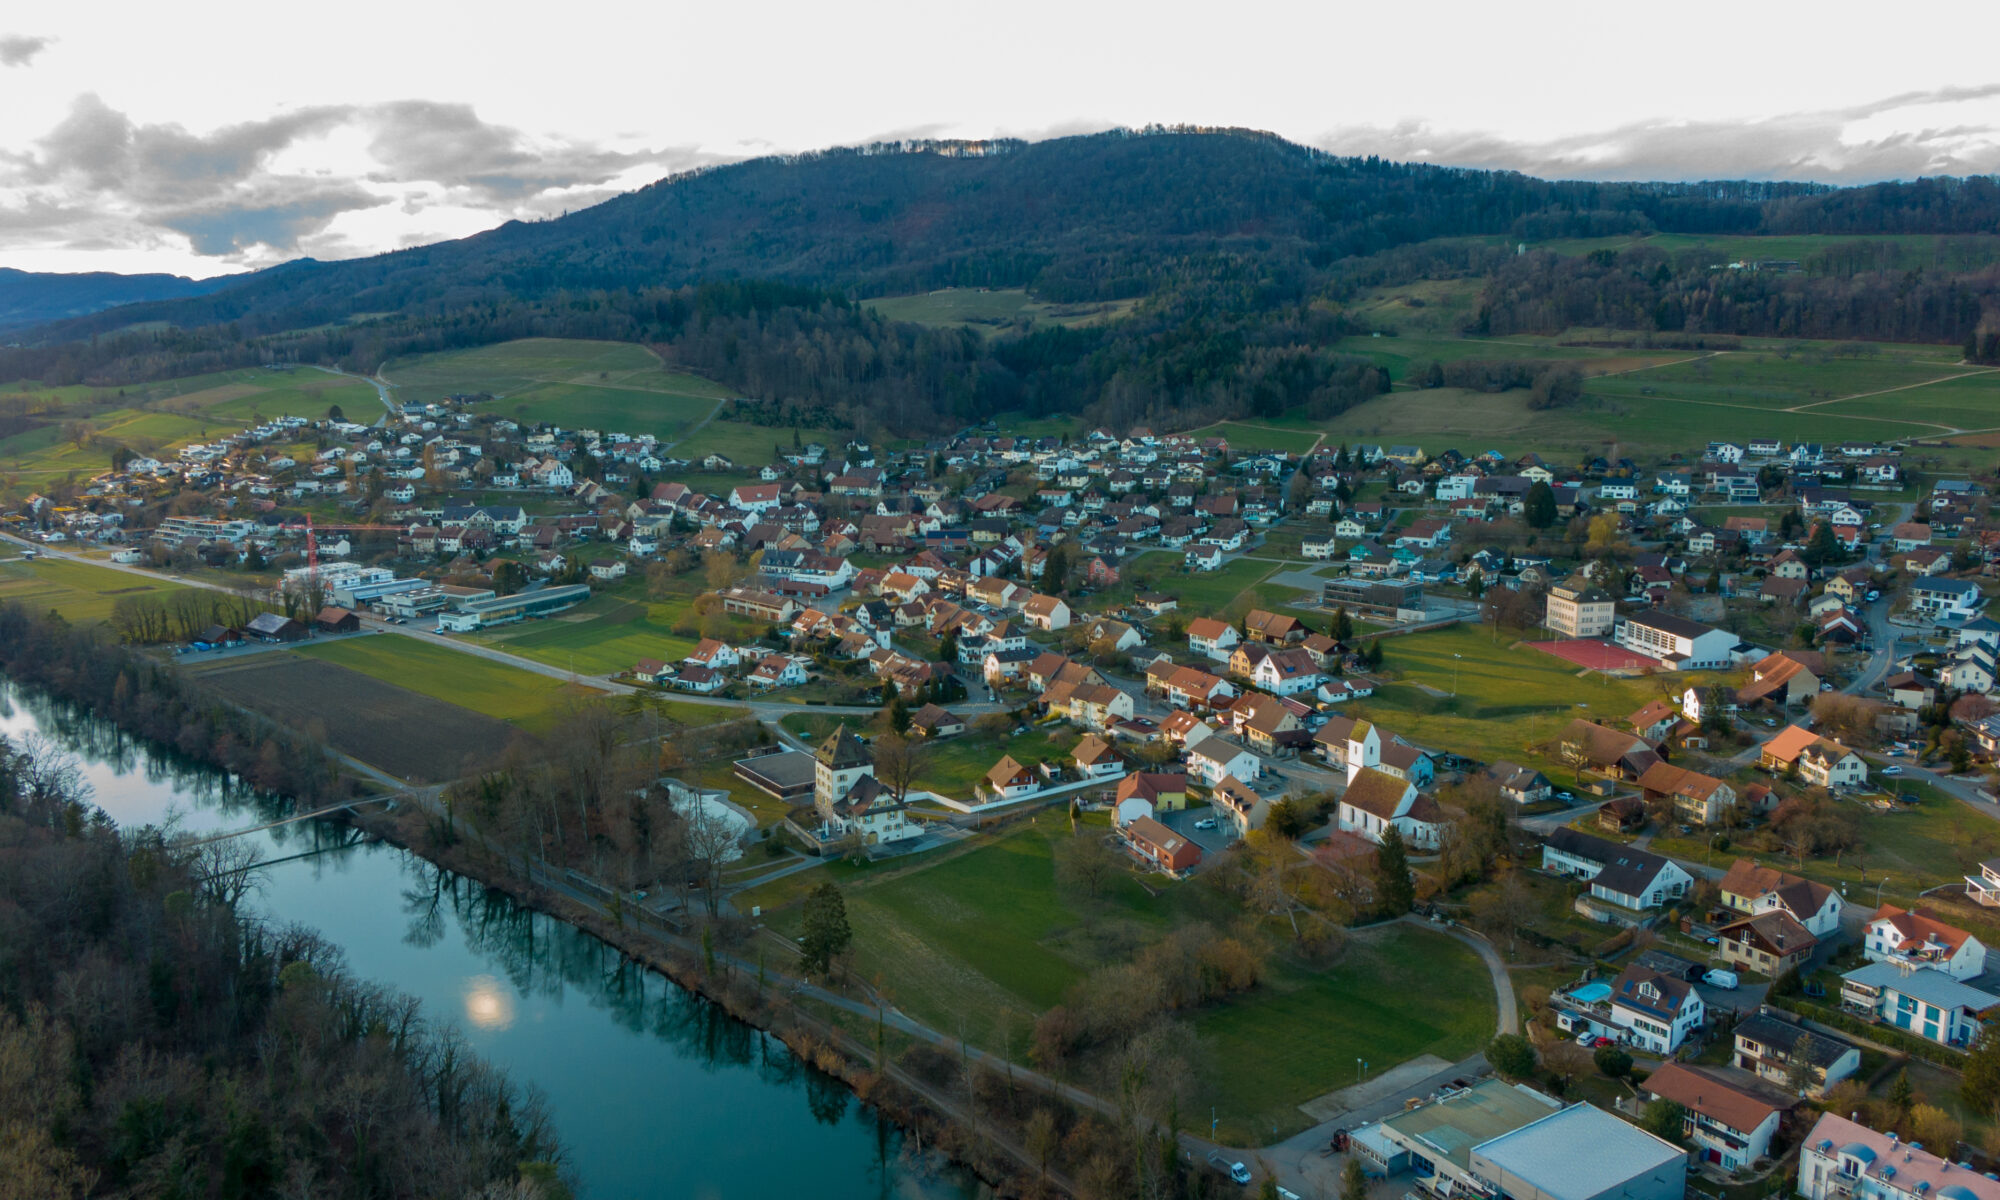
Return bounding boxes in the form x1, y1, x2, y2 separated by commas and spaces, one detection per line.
1609, 965, 1706, 1054
811, 725, 919, 847
1798, 1112, 2000, 1200
1864, 906, 1987, 980
1636, 761, 1737, 826
1123, 816, 1201, 875
1641, 1062, 1785, 1173
1187, 617, 1240, 662
1627, 700, 1679, 743
1720, 859, 1845, 936
1759, 725, 1868, 789
1487, 761, 1553, 805
1541, 828, 1694, 913
1116, 771, 1189, 813
1910, 578, 1984, 620
1242, 609, 1306, 644
1732, 1009, 1859, 1096
1021, 593, 1072, 631
984, 755, 1041, 801
1716, 911, 1819, 979
1211, 774, 1268, 834
1553, 718, 1664, 780
1185, 736, 1261, 786
1840, 961, 1999, 1047
1072, 734, 1125, 779
909, 703, 966, 738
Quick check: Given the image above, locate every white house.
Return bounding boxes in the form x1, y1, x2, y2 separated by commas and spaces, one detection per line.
1910, 578, 1984, 621
1185, 736, 1260, 786
1540, 829, 1693, 912
1609, 966, 1705, 1054
1840, 962, 1998, 1047
1186, 618, 1240, 662
1864, 906, 1987, 980
1336, 767, 1444, 850
1642, 1063, 1780, 1173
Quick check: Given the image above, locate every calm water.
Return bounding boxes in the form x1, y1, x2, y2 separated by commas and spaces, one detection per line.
0, 685, 974, 1200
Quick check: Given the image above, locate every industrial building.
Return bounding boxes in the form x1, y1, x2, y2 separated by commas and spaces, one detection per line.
435, 584, 592, 632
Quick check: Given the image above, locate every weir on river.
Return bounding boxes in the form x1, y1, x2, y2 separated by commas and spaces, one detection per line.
0, 682, 976, 1200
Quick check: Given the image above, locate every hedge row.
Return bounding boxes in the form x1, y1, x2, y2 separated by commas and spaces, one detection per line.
1768, 994, 1968, 1071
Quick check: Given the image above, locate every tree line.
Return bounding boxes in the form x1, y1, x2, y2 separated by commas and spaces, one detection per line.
0, 728, 569, 1198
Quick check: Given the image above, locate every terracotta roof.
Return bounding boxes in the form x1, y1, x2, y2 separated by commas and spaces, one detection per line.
1117, 772, 1188, 803
1636, 761, 1729, 801
1628, 699, 1677, 730
1869, 905, 1977, 956
1643, 1062, 1784, 1135
1072, 734, 1119, 766
986, 755, 1034, 787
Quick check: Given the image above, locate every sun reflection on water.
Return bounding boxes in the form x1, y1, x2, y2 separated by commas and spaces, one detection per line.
464, 975, 515, 1030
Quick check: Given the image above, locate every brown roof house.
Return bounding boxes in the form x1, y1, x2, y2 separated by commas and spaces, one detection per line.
1716, 910, 1819, 978
1720, 859, 1844, 936
1636, 761, 1737, 826
1123, 815, 1201, 875
1553, 718, 1663, 780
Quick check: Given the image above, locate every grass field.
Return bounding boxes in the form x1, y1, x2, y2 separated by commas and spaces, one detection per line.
866, 288, 1138, 332
469, 593, 705, 676
748, 814, 1494, 1143
1350, 624, 1717, 773
1587, 352, 1970, 410
1183, 421, 1324, 454
292, 635, 603, 733
380, 339, 737, 441
0, 556, 192, 623
1809, 370, 2000, 431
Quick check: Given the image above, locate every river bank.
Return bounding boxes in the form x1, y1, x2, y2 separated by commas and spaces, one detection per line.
0, 678, 985, 1200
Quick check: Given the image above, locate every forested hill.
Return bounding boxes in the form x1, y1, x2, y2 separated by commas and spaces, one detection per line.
24, 127, 2000, 346
10, 126, 2000, 432
0, 267, 237, 335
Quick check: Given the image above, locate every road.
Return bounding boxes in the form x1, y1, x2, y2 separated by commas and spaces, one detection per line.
308, 365, 397, 422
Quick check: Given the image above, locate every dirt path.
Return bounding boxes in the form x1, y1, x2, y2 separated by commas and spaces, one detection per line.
1786, 365, 2000, 413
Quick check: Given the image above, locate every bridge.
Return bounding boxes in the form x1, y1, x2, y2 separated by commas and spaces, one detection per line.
176, 793, 409, 847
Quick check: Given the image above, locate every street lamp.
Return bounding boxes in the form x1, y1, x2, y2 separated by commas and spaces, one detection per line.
1451, 653, 1462, 698
1876, 876, 1891, 907
1357, 1058, 1368, 1085
1707, 831, 1722, 864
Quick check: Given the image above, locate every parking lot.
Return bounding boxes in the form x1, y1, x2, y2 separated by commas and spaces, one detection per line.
1157, 801, 1241, 857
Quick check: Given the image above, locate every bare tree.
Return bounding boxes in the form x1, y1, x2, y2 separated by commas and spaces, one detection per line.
871, 732, 926, 803
1055, 833, 1120, 899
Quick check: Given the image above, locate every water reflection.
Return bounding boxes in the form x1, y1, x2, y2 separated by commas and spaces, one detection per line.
3, 679, 977, 1200
464, 975, 517, 1030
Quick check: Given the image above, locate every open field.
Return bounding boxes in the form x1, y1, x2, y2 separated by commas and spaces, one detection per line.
380, 338, 737, 440
291, 635, 603, 733
749, 813, 1494, 1144
1349, 278, 1487, 338
1183, 421, 1323, 454
1350, 624, 1717, 773
467, 590, 725, 676
154, 369, 380, 424
866, 288, 1138, 332
0, 556, 193, 623
192, 653, 523, 783
1810, 371, 2000, 430
1587, 352, 1973, 410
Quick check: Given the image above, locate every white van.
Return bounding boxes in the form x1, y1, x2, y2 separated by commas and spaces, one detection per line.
1703, 969, 1739, 990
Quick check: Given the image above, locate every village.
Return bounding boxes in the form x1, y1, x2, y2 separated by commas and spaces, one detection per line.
10, 374, 2000, 1200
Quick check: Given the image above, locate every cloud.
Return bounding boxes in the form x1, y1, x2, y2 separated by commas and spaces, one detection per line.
0, 34, 50, 67
0, 94, 724, 268
1314, 86, 2000, 183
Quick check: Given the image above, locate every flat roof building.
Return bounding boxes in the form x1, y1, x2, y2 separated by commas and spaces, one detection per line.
434, 583, 592, 631
1469, 1103, 1685, 1200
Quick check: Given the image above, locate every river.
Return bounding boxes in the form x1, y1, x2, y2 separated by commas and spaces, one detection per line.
0, 684, 976, 1200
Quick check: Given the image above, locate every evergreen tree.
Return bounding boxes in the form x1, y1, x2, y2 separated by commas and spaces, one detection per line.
1523, 481, 1558, 529
1961, 1026, 2000, 1116
1803, 520, 1840, 565
1640, 1099, 1686, 1144
1332, 607, 1354, 642
1485, 1033, 1535, 1079
799, 883, 852, 976
1374, 826, 1415, 915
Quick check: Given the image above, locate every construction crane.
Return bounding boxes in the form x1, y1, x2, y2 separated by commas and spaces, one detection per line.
274, 515, 407, 594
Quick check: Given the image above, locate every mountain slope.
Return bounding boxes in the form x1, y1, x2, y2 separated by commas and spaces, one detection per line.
0, 268, 238, 335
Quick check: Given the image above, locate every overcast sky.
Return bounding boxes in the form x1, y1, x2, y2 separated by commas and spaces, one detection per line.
6, 0, 2000, 279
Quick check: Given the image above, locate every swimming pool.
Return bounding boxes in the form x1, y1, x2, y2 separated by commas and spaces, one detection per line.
1570, 981, 1613, 1004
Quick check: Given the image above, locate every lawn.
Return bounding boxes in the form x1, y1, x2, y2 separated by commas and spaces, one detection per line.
488, 381, 723, 442
155, 368, 380, 425
1348, 624, 1718, 773
1142, 554, 1280, 613
380, 338, 732, 406
0, 556, 193, 623
1646, 779, 1992, 906
1587, 352, 1967, 410
670, 418, 816, 470
752, 813, 1495, 1144
291, 635, 605, 733
1810, 370, 2000, 432
1183, 421, 1324, 454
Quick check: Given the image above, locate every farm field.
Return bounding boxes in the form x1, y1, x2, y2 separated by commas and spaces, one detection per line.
750, 813, 1494, 1144
1586, 352, 1970, 410
866, 288, 1138, 332
291, 635, 603, 733
153, 368, 381, 425
1348, 624, 1710, 774
380, 338, 737, 441
467, 592, 716, 677
191, 653, 523, 783
1809, 371, 2000, 431
1183, 421, 1324, 454
0, 556, 193, 623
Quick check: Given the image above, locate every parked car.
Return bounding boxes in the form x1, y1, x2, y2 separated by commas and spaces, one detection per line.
1194, 818, 1218, 831
1882, 765, 1902, 776
1703, 969, 1740, 990
1555, 791, 1575, 802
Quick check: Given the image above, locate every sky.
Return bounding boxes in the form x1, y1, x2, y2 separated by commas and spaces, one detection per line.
5, 0, 2000, 279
